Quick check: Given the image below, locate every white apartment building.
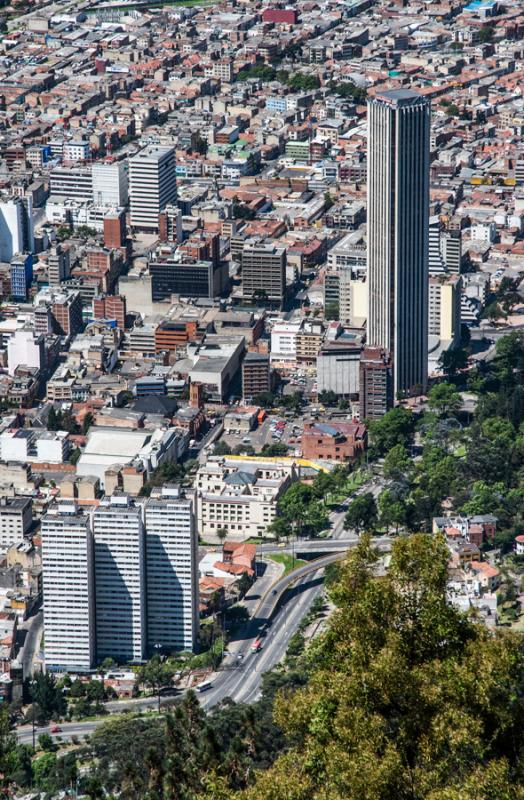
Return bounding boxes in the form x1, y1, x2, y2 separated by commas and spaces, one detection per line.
145, 486, 198, 652
63, 140, 90, 163
0, 497, 32, 549
49, 167, 93, 203
7, 329, 44, 376
129, 146, 177, 231
92, 495, 146, 663
270, 321, 301, 367
196, 457, 296, 542
92, 161, 129, 207
41, 503, 95, 671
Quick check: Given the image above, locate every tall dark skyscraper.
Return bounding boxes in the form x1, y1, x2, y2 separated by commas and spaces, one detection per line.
367, 89, 430, 397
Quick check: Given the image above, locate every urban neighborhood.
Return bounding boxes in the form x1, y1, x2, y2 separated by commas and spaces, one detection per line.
0, 0, 523, 794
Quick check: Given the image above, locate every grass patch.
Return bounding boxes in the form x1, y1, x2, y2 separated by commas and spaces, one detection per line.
268, 553, 306, 575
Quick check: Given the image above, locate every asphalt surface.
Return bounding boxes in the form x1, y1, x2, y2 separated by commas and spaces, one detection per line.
18, 611, 43, 679
16, 555, 347, 745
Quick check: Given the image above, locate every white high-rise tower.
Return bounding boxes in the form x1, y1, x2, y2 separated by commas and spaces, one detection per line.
129, 146, 177, 231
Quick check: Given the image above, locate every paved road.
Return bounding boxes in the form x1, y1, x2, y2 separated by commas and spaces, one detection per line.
18, 611, 43, 679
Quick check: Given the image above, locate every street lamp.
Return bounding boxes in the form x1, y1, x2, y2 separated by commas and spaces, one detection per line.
29, 678, 36, 753
153, 643, 162, 714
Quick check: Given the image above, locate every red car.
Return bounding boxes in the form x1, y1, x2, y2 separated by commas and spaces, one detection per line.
50, 725, 62, 733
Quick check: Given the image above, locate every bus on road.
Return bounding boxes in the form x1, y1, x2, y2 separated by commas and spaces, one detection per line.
251, 638, 263, 653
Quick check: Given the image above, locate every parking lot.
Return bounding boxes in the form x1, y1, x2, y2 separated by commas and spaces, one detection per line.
221, 415, 304, 456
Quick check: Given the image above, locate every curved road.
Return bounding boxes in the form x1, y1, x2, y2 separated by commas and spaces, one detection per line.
16, 539, 391, 745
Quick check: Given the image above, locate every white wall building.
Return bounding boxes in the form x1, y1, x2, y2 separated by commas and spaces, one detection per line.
7, 330, 44, 376
93, 495, 146, 663
145, 486, 199, 652
270, 321, 301, 366
63, 140, 90, 163
92, 161, 129, 207
129, 146, 177, 231
41, 503, 95, 671
0, 497, 32, 549
196, 457, 296, 542
0, 198, 34, 262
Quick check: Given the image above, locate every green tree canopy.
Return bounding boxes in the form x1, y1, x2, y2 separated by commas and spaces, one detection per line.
343, 492, 378, 534
368, 406, 415, 455
232, 535, 524, 800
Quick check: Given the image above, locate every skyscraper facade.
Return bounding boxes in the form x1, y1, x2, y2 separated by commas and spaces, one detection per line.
93, 495, 146, 663
129, 146, 177, 232
367, 89, 430, 397
145, 486, 199, 652
41, 503, 95, 671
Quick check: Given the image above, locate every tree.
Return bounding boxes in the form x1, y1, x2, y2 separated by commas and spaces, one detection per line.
267, 516, 292, 542
428, 382, 462, 417
318, 390, 338, 407
137, 655, 175, 697
38, 733, 57, 752
311, 470, 336, 504
30, 672, 66, 723
216, 526, 228, 544
439, 347, 468, 378
261, 443, 289, 457
253, 392, 276, 409
323, 191, 334, 211
378, 489, 407, 533
343, 492, 377, 534
483, 301, 504, 324
383, 444, 411, 479
324, 302, 339, 321
368, 406, 414, 455
479, 25, 493, 42
82, 412, 94, 435
214, 441, 232, 456
234, 534, 524, 800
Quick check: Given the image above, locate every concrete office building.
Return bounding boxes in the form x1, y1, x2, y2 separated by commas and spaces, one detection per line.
47, 244, 70, 286
93, 495, 146, 663
145, 486, 198, 653
367, 89, 430, 397
317, 335, 361, 397
129, 146, 177, 231
242, 352, 271, 400
241, 241, 287, 308
0, 198, 34, 263
92, 161, 129, 207
359, 347, 393, 420
41, 502, 95, 671
0, 497, 32, 549
49, 167, 93, 203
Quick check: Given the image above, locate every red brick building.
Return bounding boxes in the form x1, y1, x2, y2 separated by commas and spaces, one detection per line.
93, 294, 127, 329
301, 421, 367, 462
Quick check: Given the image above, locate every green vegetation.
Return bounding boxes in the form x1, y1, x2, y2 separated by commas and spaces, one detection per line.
267, 552, 306, 575
327, 79, 367, 103
223, 534, 524, 800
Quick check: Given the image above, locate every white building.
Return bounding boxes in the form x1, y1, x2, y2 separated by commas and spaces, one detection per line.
92, 161, 129, 207
63, 140, 90, 163
41, 502, 95, 671
0, 497, 32, 549
0, 429, 70, 464
270, 321, 301, 367
129, 146, 177, 231
0, 198, 34, 262
145, 486, 198, 652
93, 495, 146, 663
470, 222, 496, 243
196, 457, 296, 542
49, 167, 93, 203
7, 329, 44, 376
